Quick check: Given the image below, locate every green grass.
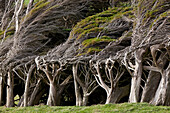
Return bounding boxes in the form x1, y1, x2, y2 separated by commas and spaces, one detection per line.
24, 0, 39, 5
0, 103, 170, 113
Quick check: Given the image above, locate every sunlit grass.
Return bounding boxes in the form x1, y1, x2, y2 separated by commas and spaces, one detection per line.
0, 103, 170, 113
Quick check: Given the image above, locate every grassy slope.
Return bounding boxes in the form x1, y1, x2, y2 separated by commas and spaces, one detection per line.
0, 103, 170, 113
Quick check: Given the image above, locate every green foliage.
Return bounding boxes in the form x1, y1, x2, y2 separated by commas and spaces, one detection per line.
69, 5, 134, 56
0, 103, 170, 113
71, 6, 133, 39
82, 36, 116, 47
24, 0, 50, 20
0, 27, 15, 41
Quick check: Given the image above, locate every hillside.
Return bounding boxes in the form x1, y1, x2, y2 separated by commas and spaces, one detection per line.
0, 0, 169, 107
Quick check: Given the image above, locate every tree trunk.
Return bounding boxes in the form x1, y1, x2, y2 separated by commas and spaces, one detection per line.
82, 94, 88, 106
110, 85, 130, 103
6, 71, 14, 107
105, 85, 130, 104
0, 76, 4, 106
28, 79, 45, 106
24, 74, 31, 107
24, 65, 35, 107
129, 49, 145, 103
47, 82, 60, 106
73, 64, 82, 106
162, 68, 170, 106
141, 71, 161, 102
151, 63, 170, 105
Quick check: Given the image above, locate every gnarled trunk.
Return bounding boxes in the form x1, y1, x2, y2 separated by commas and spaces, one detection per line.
105, 85, 130, 104
47, 80, 68, 106
47, 82, 60, 106
129, 49, 145, 103
28, 79, 47, 106
109, 85, 130, 103
151, 63, 170, 105
141, 71, 161, 103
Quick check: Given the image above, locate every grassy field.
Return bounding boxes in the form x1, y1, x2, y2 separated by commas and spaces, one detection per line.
0, 103, 170, 113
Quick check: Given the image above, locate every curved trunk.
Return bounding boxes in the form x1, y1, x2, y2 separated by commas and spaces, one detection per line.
105, 85, 130, 104
141, 71, 161, 102
28, 79, 47, 106
151, 63, 170, 105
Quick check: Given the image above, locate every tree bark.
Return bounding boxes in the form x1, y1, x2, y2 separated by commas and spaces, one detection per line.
47, 82, 60, 106
0, 76, 4, 106
6, 71, 14, 107
129, 49, 145, 103
140, 71, 161, 103
109, 85, 130, 103
151, 63, 170, 105
73, 64, 82, 106
28, 79, 45, 106
24, 65, 35, 107
82, 94, 88, 106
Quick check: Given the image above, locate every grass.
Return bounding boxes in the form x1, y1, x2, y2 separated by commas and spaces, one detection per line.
0, 103, 170, 113
24, 0, 39, 6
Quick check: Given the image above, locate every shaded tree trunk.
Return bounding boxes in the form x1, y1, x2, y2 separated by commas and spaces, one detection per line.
24, 65, 35, 107
141, 71, 161, 102
28, 79, 47, 106
6, 71, 14, 107
73, 64, 82, 106
0, 76, 4, 106
151, 63, 170, 105
109, 85, 130, 103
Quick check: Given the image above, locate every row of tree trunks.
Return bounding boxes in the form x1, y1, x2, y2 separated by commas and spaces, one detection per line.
17, 79, 47, 107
